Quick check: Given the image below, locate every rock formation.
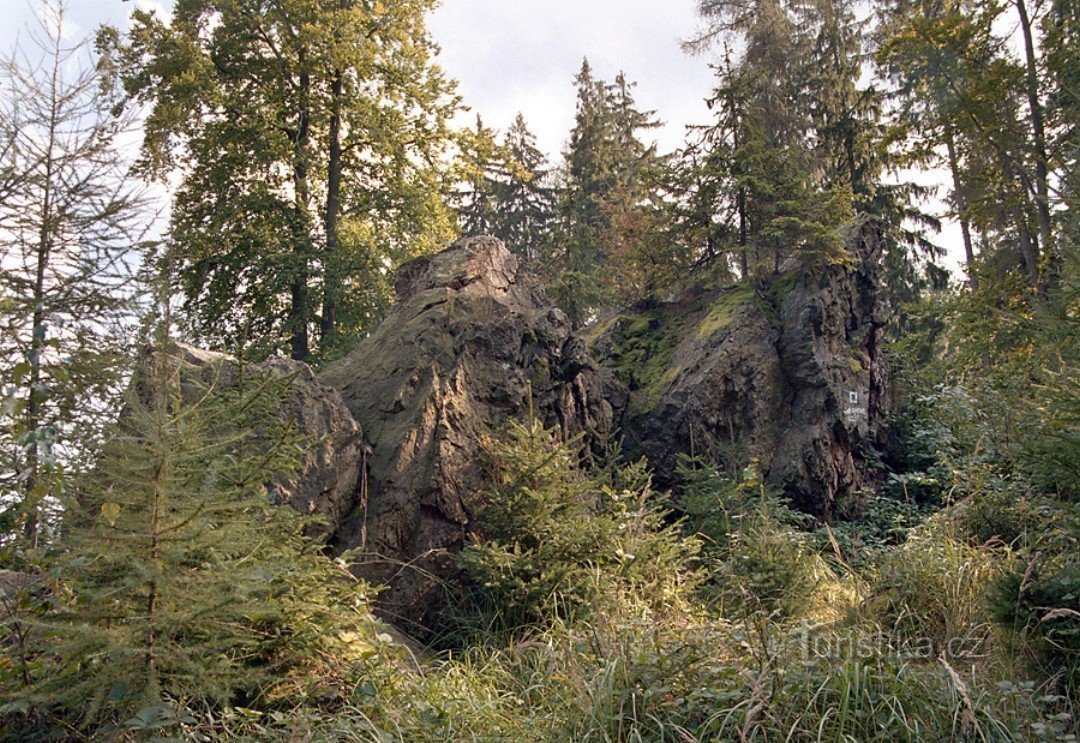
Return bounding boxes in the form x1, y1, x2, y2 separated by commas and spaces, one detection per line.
153, 343, 367, 542
590, 227, 889, 515
318, 236, 614, 630
139, 231, 889, 629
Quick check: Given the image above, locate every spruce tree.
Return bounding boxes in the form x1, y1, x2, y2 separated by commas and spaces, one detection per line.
456, 415, 696, 633
454, 114, 556, 263
496, 114, 558, 264
24, 339, 376, 732
551, 62, 673, 325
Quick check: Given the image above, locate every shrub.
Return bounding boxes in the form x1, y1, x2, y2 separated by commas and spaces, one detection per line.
678, 457, 824, 618
990, 553, 1080, 694
454, 417, 698, 637
3, 348, 379, 735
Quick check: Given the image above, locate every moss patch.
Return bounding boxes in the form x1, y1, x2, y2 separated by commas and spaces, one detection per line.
770, 272, 800, 302
609, 307, 686, 416
696, 285, 753, 340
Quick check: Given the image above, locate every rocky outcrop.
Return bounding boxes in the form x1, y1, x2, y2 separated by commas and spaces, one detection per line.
137, 230, 889, 629
590, 227, 889, 516
318, 236, 614, 630
155, 343, 367, 541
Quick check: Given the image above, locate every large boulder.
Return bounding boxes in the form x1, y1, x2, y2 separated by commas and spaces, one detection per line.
318, 236, 614, 630
590, 227, 889, 516
154, 343, 367, 541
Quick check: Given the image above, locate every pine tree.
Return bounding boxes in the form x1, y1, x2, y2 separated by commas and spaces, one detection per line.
688, 0, 857, 276
877, 0, 1068, 288
495, 114, 558, 264
454, 114, 556, 263
455, 116, 505, 241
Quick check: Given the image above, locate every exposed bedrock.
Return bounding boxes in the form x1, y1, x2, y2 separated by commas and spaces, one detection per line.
318, 236, 614, 629
589, 227, 890, 516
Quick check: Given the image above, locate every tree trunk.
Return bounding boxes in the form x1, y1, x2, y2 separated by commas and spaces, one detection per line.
1014, 0, 1052, 256
321, 70, 343, 343
24, 29, 64, 548
290, 54, 312, 361
737, 188, 749, 277
1000, 153, 1040, 285
944, 126, 977, 289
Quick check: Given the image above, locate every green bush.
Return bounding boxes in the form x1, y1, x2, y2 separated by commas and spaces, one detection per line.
678, 457, 823, 618
990, 554, 1080, 694
454, 416, 698, 637
1, 349, 380, 736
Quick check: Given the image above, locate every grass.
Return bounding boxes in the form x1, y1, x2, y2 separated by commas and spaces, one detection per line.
156, 499, 1076, 742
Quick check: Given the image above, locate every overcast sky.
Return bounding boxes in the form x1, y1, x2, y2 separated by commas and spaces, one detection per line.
0, 0, 963, 272
428, 0, 716, 157
1, 0, 715, 157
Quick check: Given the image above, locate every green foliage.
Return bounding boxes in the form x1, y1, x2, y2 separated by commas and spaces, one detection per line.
454, 113, 557, 264
991, 555, 1080, 692
547, 61, 677, 325
0, 2, 151, 556
869, 518, 1002, 651
454, 417, 698, 636
605, 304, 687, 416
678, 457, 824, 618
8, 345, 377, 734
108, 0, 461, 360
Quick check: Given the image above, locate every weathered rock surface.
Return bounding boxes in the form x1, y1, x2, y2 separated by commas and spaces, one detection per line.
590, 227, 889, 516
140, 230, 889, 629
158, 343, 367, 541
318, 236, 614, 630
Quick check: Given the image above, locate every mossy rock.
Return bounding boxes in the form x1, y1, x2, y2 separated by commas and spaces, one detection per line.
582, 316, 617, 347
607, 307, 686, 416
696, 285, 753, 340
768, 272, 800, 305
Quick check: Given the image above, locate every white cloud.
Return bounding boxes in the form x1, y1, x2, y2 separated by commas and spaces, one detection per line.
428, 0, 715, 158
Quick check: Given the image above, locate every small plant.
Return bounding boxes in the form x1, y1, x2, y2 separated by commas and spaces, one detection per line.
990, 553, 1080, 695
678, 456, 823, 618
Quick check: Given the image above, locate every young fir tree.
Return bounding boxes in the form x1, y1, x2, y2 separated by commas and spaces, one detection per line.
24, 338, 377, 732
456, 414, 696, 634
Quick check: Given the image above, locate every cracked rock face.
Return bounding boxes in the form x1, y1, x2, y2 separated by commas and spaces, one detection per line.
591, 228, 889, 516
318, 236, 614, 630
150, 343, 367, 542
144, 230, 890, 631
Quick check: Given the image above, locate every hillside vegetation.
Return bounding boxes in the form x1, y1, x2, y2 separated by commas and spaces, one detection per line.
1, 0, 1076, 739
